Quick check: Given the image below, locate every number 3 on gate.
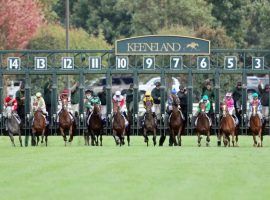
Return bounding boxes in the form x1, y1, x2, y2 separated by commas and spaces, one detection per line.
252, 57, 264, 70
197, 56, 210, 70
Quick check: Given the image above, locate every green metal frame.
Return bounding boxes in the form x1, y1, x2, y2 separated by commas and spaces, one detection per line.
0, 49, 269, 139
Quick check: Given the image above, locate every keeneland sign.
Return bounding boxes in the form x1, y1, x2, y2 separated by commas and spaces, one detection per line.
115, 35, 210, 55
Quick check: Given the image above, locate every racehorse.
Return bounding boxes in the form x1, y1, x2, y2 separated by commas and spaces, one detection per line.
59, 99, 75, 146
32, 109, 48, 146
169, 95, 184, 146
86, 103, 103, 146
219, 104, 237, 147
112, 102, 125, 146
250, 104, 263, 147
143, 101, 157, 146
195, 102, 211, 147
5, 106, 22, 147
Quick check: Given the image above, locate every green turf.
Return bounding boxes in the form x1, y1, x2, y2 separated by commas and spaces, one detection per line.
0, 135, 270, 200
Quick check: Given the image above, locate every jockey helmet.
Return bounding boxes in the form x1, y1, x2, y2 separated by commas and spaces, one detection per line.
171, 88, 177, 94
115, 91, 121, 96
237, 81, 242, 86
62, 89, 69, 94
145, 91, 151, 96
85, 89, 92, 94
36, 92, 42, 97
202, 95, 208, 101
155, 82, 161, 87
226, 92, 232, 97
252, 93, 258, 98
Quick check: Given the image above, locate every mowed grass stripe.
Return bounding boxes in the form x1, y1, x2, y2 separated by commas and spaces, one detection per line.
0, 136, 270, 200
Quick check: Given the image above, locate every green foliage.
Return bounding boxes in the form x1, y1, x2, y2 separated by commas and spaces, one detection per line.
38, 0, 59, 22
27, 24, 111, 50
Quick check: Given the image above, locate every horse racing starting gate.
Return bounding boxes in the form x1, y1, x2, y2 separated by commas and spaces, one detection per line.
0, 35, 270, 145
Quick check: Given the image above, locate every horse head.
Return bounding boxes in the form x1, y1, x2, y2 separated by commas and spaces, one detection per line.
61, 99, 69, 111
221, 104, 229, 117
93, 103, 100, 114
199, 102, 206, 113
252, 104, 258, 117
145, 101, 152, 113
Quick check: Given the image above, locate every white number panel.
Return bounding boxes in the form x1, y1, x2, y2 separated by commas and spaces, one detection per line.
197, 56, 210, 70
170, 56, 183, 70
89, 57, 101, 70
143, 56, 155, 70
62, 57, 74, 70
116, 56, 128, 70
224, 56, 237, 70
252, 57, 264, 70
7, 57, 21, 70
35, 57, 47, 70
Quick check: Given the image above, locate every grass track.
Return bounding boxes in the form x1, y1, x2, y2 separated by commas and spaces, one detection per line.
0, 135, 270, 200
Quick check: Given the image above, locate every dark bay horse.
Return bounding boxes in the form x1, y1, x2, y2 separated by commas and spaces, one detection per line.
169, 95, 184, 146
86, 103, 103, 146
250, 104, 263, 147
196, 102, 211, 147
219, 104, 237, 147
32, 109, 47, 146
143, 101, 157, 146
59, 99, 75, 146
112, 103, 125, 146
5, 106, 22, 147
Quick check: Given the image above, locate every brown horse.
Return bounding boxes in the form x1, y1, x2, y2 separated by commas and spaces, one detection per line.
169, 95, 184, 146
86, 103, 103, 146
250, 104, 263, 147
195, 102, 211, 147
143, 101, 157, 146
219, 104, 237, 147
112, 103, 125, 146
32, 109, 47, 146
59, 99, 75, 146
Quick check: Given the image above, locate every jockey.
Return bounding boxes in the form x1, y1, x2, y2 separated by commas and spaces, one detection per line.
57, 89, 74, 122
4, 92, 18, 112
167, 88, 179, 113
112, 90, 128, 126
4, 92, 20, 130
248, 92, 263, 126
142, 91, 156, 125
32, 92, 48, 124
84, 89, 93, 115
195, 95, 212, 126
33, 92, 48, 115
223, 92, 238, 125
85, 92, 101, 125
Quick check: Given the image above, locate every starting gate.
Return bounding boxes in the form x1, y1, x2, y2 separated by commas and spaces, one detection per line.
0, 35, 270, 146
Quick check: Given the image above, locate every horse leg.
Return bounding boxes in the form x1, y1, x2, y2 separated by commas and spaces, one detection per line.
223, 133, 228, 147
100, 131, 103, 146
153, 128, 157, 146
197, 133, 202, 147
90, 131, 95, 146
143, 128, 149, 146
252, 134, 257, 147
217, 130, 222, 147
232, 131, 235, 147
9, 133, 15, 147
177, 128, 181, 146
258, 129, 262, 147
41, 129, 45, 144
32, 128, 37, 146
227, 135, 230, 147
45, 135, 48, 147
96, 134, 99, 146
206, 132, 210, 147
36, 136, 40, 146
113, 131, 119, 146
60, 127, 67, 146
235, 133, 239, 147
68, 125, 74, 143
19, 132, 23, 147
